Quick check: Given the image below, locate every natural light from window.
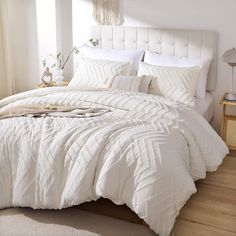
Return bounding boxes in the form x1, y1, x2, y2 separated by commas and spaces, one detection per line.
36, 0, 57, 73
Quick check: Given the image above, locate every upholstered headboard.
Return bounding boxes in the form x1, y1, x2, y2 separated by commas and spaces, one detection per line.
91, 26, 218, 91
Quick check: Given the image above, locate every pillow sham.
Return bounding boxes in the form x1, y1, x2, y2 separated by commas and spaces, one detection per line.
69, 58, 132, 88
144, 51, 212, 99
138, 62, 201, 106
82, 47, 144, 75
111, 75, 152, 93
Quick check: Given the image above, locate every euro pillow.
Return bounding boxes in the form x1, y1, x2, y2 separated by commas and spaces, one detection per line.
111, 75, 152, 93
138, 62, 201, 106
82, 47, 144, 75
69, 58, 132, 89
144, 51, 212, 99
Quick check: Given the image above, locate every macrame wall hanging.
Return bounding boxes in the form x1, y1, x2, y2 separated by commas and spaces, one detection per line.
93, 0, 120, 25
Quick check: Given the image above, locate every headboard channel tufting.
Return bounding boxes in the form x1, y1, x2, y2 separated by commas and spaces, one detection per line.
90, 25, 218, 91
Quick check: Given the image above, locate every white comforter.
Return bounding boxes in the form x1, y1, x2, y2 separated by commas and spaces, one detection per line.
0, 88, 228, 236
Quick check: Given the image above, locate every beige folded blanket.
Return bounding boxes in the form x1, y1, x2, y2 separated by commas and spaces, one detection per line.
0, 104, 110, 120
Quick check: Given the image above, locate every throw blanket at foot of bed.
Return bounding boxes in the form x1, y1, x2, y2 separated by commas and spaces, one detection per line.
0, 104, 110, 119
0, 87, 228, 236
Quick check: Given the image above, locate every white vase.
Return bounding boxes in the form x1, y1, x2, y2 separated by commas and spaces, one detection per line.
54, 70, 64, 86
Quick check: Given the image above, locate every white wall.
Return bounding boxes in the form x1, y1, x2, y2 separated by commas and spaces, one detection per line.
73, 0, 236, 131
56, 0, 73, 80
7, 0, 39, 92
7, 0, 73, 93
36, 0, 57, 75
72, 0, 93, 71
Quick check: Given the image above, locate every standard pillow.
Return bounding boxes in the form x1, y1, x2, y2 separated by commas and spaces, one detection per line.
138, 62, 201, 106
144, 51, 212, 99
82, 47, 144, 75
69, 58, 132, 88
111, 75, 152, 93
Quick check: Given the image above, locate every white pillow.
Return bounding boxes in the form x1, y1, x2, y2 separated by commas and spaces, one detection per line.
138, 62, 201, 106
82, 47, 144, 75
69, 58, 132, 88
111, 75, 152, 93
144, 51, 212, 99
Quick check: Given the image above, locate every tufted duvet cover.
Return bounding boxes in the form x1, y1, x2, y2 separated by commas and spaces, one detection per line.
0, 87, 228, 236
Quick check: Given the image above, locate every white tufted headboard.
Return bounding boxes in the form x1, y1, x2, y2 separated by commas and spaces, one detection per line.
90, 26, 218, 91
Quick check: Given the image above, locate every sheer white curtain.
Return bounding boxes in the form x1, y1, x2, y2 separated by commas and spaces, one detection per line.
0, 0, 14, 99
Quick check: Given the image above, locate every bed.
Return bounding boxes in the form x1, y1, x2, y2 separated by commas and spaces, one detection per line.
195, 92, 214, 122
90, 26, 218, 122
0, 26, 228, 236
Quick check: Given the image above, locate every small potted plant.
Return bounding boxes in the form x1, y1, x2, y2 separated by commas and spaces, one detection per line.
42, 39, 98, 86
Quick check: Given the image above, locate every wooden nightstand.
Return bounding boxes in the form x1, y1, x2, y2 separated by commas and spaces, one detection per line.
37, 81, 69, 89
220, 93, 236, 150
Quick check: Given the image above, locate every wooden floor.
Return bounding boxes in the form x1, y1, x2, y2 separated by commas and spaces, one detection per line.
79, 152, 236, 236
174, 152, 236, 236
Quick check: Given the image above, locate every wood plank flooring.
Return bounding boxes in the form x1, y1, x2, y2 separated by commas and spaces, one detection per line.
174, 153, 236, 236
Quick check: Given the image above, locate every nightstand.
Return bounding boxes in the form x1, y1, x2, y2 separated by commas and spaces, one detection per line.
37, 81, 69, 89
220, 93, 236, 150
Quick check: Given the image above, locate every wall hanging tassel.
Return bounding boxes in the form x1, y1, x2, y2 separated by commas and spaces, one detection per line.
93, 0, 120, 25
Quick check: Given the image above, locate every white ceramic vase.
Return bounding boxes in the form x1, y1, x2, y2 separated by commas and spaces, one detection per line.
54, 69, 64, 86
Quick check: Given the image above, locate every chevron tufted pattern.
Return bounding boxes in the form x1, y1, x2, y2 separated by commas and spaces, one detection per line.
138, 63, 200, 106
90, 26, 218, 91
0, 87, 228, 236
69, 58, 132, 88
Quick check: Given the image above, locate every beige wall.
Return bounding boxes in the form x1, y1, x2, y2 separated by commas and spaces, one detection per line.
0, 1, 12, 99
7, 0, 73, 93
0, 13, 7, 98
7, 0, 39, 93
